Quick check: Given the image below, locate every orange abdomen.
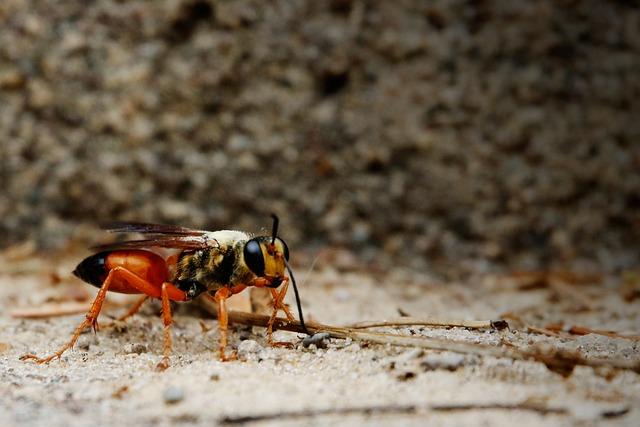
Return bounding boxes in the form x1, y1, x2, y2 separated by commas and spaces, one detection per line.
74, 250, 168, 294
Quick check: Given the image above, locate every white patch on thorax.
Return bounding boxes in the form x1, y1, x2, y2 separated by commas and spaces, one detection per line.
206, 230, 251, 247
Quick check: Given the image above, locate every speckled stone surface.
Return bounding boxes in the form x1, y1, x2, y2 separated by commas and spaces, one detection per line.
1, 1, 638, 273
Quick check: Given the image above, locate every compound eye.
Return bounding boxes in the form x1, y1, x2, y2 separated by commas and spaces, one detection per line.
244, 239, 265, 276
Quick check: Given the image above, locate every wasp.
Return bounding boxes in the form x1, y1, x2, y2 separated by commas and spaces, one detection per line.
21, 215, 308, 368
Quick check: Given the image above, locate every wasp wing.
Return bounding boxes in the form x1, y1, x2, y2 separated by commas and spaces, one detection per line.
101, 221, 207, 236
93, 221, 219, 251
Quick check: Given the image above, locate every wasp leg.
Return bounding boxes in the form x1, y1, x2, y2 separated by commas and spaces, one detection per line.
102, 295, 149, 329
20, 266, 118, 364
116, 295, 149, 322
21, 267, 186, 365
156, 283, 173, 371
88, 271, 186, 369
271, 281, 296, 322
213, 288, 237, 362
267, 280, 295, 347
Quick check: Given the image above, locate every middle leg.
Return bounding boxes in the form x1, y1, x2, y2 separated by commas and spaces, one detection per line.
115, 295, 149, 322
213, 288, 236, 361
101, 295, 149, 329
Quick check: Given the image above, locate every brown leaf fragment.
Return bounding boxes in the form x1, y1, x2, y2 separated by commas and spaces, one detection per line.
527, 325, 562, 337
525, 346, 585, 377
111, 385, 129, 399
198, 319, 212, 333
621, 272, 640, 302
509, 271, 602, 291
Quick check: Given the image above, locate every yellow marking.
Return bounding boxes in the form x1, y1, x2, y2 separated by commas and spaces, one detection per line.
260, 240, 286, 278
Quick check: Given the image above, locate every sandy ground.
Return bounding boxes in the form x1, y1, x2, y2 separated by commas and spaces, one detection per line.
0, 252, 639, 427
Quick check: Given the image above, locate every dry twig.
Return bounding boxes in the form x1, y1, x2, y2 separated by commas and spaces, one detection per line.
9, 302, 90, 319
220, 404, 419, 425
544, 323, 640, 341
201, 305, 640, 375
345, 317, 499, 330
219, 401, 629, 425
526, 325, 563, 338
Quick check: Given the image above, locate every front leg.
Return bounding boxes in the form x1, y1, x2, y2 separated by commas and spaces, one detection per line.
267, 279, 295, 346
270, 282, 296, 322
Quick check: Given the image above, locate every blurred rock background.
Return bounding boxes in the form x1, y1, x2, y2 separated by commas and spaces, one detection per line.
0, 0, 638, 274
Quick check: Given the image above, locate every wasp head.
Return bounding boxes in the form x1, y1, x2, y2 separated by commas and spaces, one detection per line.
243, 235, 289, 287
243, 214, 290, 287
243, 214, 309, 335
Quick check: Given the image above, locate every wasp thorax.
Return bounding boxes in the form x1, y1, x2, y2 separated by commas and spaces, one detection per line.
243, 237, 289, 286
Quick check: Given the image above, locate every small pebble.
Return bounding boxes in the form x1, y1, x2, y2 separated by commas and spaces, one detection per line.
396, 371, 416, 381
490, 320, 509, 330
302, 332, 331, 348
163, 386, 184, 404
124, 343, 148, 354
421, 353, 466, 371
333, 289, 351, 302
237, 339, 262, 356
343, 341, 361, 352
397, 348, 424, 361
237, 325, 253, 341
78, 334, 98, 350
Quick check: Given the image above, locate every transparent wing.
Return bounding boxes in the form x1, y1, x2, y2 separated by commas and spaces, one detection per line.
101, 221, 208, 236
93, 221, 218, 251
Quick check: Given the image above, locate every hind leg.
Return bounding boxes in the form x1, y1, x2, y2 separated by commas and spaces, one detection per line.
21, 267, 186, 364
156, 283, 174, 371
21, 267, 118, 364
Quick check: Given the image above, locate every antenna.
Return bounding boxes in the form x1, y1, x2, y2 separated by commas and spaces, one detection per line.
270, 213, 279, 245
285, 258, 309, 335
270, 213, 309, 335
